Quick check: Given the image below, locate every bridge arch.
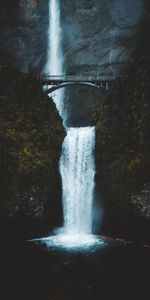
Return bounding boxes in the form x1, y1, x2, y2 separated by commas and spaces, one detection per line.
44, 81, 108, 95
40, 74, 117, 94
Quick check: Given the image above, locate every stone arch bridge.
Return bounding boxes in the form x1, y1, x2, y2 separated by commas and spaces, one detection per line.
40, 74, 124, 94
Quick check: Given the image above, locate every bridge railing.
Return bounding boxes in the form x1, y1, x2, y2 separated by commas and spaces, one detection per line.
40, 74, 119, 82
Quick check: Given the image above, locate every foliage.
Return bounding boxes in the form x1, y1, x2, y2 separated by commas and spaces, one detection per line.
94, 14, 150, 227
0, 58, 65, 221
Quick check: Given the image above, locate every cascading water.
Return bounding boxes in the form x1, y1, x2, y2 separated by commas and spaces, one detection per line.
45, 0, 63, 76
60, 127, 95, 236
38, 0, 103, 248
44, 0, 65, 121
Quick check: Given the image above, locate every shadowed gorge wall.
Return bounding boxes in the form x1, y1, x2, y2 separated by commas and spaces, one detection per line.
94, 13, 150, 241
0, 58, 65, 238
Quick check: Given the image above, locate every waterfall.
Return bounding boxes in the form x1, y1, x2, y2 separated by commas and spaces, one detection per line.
42, 0, 102, 248
45, 0, 65, 121
60, 127, 95, 236
45, 0, 63, 75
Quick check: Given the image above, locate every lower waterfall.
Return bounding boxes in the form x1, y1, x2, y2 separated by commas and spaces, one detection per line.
47, 126, 103, 248
60, 127, 95, 236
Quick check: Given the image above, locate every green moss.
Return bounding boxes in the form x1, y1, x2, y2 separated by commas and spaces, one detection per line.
95, 14, 150, 225
0, 58, 65, 221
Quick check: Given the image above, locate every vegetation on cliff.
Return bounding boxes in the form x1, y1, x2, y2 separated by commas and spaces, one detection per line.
94, 15, 150, 239
0, 59, 65, 230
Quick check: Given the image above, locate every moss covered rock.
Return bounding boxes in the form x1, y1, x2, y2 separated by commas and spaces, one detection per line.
94, 15, 150, 240
0, 59, 65, 233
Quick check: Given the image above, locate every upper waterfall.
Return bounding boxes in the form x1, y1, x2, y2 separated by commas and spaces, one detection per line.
45, 0, 66, 121
45, 0, 63, 75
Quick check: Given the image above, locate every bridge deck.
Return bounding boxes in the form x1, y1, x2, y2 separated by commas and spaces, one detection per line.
40, 74, 117, 84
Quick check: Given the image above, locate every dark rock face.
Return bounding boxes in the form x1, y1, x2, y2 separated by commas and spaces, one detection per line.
94, 12, 150, 240
61, 0, 145, 126
0, 59, 65, 238
62, 0, 145, 75
0, 0, 145, 75
0, 0, 49, 73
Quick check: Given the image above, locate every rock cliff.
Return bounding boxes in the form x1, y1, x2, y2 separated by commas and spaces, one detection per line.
0, 0, 49, 73
62, 0, 145, 75
0, 0, 146, 74
62, 0, 145, 126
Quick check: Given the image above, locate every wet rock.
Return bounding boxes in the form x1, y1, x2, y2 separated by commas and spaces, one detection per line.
62, 0, 145, 75
0, 0, 49, 73
0, 0, 145, 75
